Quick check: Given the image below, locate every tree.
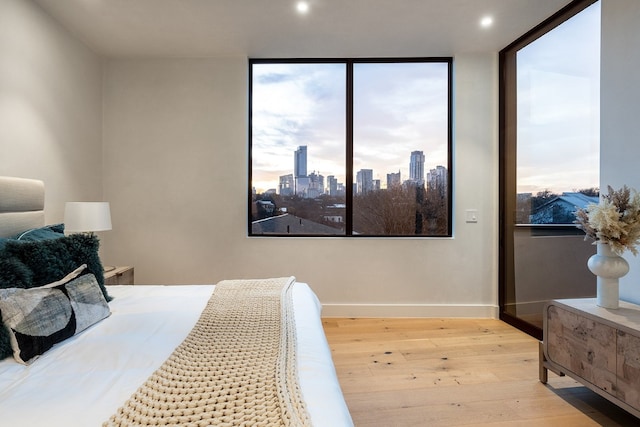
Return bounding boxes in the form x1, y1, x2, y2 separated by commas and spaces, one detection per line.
353, 184, 448, 235
576, 187, 599, 197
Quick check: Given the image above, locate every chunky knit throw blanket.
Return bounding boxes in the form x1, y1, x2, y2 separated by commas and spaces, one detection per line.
104, 277, 311, 427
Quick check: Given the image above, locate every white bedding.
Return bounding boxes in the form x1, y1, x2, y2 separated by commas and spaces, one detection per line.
0, 283, 353, 427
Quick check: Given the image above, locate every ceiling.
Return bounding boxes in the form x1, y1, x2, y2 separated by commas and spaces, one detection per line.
33, 0, 574, 58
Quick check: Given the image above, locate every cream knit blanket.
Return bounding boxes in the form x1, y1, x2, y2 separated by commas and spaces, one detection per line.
104, 277, 311, 427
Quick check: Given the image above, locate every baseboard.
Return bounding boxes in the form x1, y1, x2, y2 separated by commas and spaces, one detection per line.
321, 303, 499, 319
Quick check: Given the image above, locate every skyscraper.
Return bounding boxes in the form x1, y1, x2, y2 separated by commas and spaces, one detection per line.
327, 175, 338, 196
294, 146, 307, 178
294, 145, 308, 196
307, 171, 324, 198
356, 169, 374, 194
409, 150, 425, 185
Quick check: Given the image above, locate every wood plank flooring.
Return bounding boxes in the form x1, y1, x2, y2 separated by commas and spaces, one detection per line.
322, 318, 640, 426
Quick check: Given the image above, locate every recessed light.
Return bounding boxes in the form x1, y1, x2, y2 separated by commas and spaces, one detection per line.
480, 16, 493, 28
296, 1, 310, 14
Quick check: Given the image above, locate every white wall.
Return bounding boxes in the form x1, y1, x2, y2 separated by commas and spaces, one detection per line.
601, 0, 640, 304
0, 0, 103, 221
101, 53, 499, 317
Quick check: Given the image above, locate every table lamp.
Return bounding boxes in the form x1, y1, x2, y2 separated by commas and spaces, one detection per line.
64, 201, 113, 271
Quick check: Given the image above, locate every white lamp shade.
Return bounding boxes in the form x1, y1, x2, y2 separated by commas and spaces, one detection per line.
64, 202, 112, 233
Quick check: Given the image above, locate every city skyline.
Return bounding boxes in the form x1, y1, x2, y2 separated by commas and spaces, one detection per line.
256, 145, 447, 195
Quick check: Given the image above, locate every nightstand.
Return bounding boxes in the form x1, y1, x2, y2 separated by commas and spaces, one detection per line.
103, 266, 134, 285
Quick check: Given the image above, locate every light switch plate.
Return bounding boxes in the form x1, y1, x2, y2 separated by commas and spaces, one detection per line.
465, 209, 478, 223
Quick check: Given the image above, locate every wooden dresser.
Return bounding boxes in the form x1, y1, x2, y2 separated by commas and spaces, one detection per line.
540, 298, 640, 418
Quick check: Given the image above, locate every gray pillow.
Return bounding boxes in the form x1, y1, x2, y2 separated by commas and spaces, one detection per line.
0, 268, 111, 364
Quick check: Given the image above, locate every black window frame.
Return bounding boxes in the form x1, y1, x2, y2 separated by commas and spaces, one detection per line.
248, 57, 453, 238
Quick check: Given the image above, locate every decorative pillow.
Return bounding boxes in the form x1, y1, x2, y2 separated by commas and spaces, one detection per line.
0, 265, 87, 360
11, 223, 65, 241
2, 233, 110, 301
0, 224, 64, 252
0, 270, 110, 364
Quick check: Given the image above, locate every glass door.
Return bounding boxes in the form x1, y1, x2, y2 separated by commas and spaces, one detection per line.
499, 0, 600, 338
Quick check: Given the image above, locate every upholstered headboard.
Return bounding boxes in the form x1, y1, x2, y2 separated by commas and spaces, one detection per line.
0, 176, 45, 238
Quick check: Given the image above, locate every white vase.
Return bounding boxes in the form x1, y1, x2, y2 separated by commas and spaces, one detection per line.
587, 242, 629, 309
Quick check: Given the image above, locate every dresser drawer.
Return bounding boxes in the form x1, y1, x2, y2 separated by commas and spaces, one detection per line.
542, 298, 640, 418
546, 305, 617, 393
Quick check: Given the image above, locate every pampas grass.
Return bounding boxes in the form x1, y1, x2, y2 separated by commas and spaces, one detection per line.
575, 185, 640, 255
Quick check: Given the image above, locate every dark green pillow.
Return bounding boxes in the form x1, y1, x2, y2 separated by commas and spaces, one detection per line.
2, 234, 110, 301
11, 223, 65, 242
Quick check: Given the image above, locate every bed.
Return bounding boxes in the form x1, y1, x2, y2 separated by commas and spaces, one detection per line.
0, 176, 353, 426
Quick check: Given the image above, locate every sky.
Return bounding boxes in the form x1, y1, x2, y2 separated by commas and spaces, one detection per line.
251, 61, 449, 193
251, 1, 600, 196
516, 1, 600, 195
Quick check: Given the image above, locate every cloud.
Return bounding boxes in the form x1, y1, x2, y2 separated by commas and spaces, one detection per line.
255, 72, 293, 85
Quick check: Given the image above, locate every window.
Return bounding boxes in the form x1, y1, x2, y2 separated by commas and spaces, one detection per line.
249, 58, 452, 237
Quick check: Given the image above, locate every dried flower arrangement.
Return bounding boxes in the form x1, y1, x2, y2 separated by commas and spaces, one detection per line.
575, 185, 640, 255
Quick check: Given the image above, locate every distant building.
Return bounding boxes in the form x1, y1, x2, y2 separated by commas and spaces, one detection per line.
307, 171, 324, 198
279, 174, 294, 196
294, 146, 307, 177
296, 176, 310, 197
324, 204, 345, 224
529, 192, 599, 224
294, 145, 308, 196
327, 175, 338, 196
356, 169, 374, 194
255, 200, 275, 219
387, 171, 401, 189
409, 151, 425, 185
427, 166, 447, 196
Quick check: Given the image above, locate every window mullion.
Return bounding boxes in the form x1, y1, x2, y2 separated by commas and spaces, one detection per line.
345, 60, 354, 236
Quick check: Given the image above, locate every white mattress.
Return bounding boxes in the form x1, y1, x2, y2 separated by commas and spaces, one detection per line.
0, 283, 353, 427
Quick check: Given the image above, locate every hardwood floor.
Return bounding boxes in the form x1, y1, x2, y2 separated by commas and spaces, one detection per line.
323, 318, 640, 426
